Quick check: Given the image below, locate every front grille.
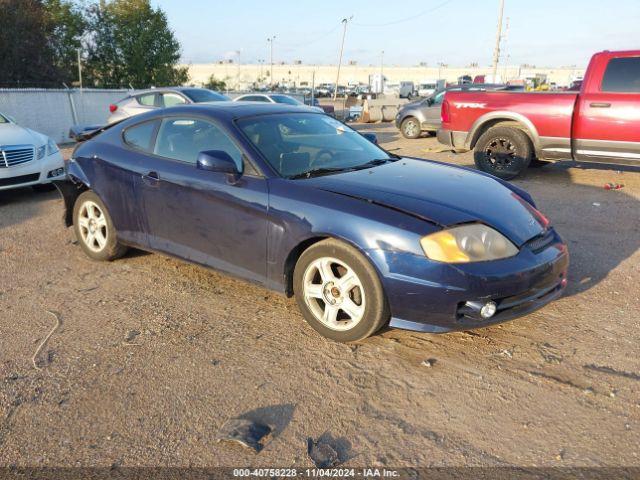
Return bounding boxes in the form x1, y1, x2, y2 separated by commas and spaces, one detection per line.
0, 145, 35, 168
525, 230, 555, 254
0, 173, 40, 187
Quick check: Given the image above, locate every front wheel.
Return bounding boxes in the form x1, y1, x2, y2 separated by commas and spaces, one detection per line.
73, 190, 128, 261
473, 126, 533, 179
293, 239, 389, 342
400, 117, 421, 139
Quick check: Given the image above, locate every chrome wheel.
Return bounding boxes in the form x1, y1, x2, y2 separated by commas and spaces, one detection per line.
77, 200, 108, 253
302, 257, 366, 331
403, 119, 419, 138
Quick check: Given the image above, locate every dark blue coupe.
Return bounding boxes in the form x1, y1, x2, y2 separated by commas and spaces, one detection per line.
57, 102, 568, 342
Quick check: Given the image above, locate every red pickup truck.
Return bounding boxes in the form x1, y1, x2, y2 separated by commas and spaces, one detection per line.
437, 50, 640, 179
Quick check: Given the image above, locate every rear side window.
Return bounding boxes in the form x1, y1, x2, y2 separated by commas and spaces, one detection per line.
123, 120, 159, 151
601, 57, 640, 93
240, 95, 269, 102
136, 93, 157, 106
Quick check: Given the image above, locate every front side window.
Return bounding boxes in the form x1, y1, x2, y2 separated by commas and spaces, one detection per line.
601, 57, 640, 93
162, 93, 187, 107
153, 117, 243, 169
238, 113, 393, 178
240, 95, 270, 102
182, 89, 229, 103
270, 95, 301, 105
123, 120, 159, 151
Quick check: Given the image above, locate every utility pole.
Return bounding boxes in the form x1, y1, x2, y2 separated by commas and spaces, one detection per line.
379, 50, 384, 94
77, 48, 83, 90
491, 0, 505, 82
267, 36, 276, 89
333, 16, 352, 101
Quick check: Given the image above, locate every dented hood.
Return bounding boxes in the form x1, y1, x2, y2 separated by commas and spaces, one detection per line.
304, 158, 545, 246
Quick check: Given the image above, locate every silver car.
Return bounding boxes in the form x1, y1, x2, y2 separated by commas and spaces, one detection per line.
107, 87, 229, 124
395, 85, 521, 139
233, 93, 324, 113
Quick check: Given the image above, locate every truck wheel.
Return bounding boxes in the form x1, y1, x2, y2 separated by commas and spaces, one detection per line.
400, 117, 421, 139
474, 126, 532, 179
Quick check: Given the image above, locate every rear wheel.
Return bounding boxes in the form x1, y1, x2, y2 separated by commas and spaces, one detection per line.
293, 239, 389, 342
73, 190, 127, 261
474, 126, 533, 179
400, 117, 421, 139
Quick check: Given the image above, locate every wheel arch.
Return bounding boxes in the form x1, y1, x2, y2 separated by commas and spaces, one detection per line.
467, 112, 540, 154
283, 234, 385, 297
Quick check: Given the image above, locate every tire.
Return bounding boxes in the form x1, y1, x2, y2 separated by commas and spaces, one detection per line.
32, 183, 56, 192
473, 126, 533, 179
293, 239, 389, 342
400, 117, 421, 139
73, 190, 127, 261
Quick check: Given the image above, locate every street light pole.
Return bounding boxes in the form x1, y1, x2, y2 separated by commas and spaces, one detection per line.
333, 16, 352, 101
267, 36, 276, 89
491, 0, 505, 82
77, 48, 83, 90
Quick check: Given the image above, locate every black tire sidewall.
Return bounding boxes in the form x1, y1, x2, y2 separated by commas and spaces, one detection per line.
293, 239, 389, 342
73, 190, 126, 261
401, 117, 421, 139
474, 126, 532, 179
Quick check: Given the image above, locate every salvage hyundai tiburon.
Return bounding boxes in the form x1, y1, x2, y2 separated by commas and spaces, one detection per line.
56, 103, 568, 342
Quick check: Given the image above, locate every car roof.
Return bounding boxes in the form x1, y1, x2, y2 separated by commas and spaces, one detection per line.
131, 87, 211, 96
125, 101, 322, 122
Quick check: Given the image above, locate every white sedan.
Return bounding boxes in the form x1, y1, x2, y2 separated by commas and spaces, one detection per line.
0, 112, 64, 191
233, 93, 324, 113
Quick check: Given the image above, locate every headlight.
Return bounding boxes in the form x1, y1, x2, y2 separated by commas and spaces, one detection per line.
47, 138, 59, 156
420, 224, 518, 263
36, 145, 46, 159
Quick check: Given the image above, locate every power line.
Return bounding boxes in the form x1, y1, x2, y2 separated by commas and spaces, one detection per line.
352, 0, 454, 27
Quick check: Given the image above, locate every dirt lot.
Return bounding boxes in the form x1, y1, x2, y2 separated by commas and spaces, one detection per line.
1, 124, 639, 470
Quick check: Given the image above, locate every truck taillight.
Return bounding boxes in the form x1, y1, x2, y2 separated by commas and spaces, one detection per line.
109, 104, 118, 113
441, 100, 450, 123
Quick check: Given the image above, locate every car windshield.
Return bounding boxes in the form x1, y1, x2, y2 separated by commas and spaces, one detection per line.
238, 113, 395, 179
182, 89, 229, 103
270, 95, 302, 105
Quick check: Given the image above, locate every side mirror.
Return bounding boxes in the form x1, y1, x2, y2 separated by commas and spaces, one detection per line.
363, 133, 378, 144
197, 150, 242, 175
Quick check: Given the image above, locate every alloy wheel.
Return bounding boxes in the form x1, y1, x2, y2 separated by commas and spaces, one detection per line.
77, 200, 108, 252
302, 257, 366, 331
484, 137, 518, 170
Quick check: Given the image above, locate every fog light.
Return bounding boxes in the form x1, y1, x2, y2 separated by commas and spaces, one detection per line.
47, 168, 64, 178
480, 301, 497, 319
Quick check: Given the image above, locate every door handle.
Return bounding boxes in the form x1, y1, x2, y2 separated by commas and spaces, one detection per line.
589, 102, 611, 108
142, 171, 160, 186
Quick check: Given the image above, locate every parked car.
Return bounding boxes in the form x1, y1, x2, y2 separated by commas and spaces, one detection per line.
438, 50, 640, 179
0, 112, 64, 191
396, 85, 505, 139
56, 102, 568, 342
304, 97, 335, 116
233, 93, 324, 113
107, 87, 229, 124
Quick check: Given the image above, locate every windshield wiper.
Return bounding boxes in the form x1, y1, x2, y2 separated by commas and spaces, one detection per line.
351, 158, 397, 170
288, 166, 356, 179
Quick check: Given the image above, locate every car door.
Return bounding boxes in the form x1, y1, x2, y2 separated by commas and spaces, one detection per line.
127, 92, 159, 116
574, 54, 640, 163
88, 118, 160, 247
138, 115, 270, 283
160, 92, 189, 107
422, 91, 447, 128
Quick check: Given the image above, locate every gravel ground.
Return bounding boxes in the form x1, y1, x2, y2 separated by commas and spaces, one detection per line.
1, 125, 639, 470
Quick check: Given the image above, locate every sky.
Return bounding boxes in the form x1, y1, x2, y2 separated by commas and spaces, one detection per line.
151, 0, 640, 68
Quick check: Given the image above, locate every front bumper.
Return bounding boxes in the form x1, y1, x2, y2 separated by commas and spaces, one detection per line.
367, 228, 569, 333
0, 151, 65, 191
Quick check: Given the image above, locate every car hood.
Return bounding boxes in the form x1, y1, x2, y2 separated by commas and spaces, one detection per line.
304, 158, 545, 246
0, 123, 44, 146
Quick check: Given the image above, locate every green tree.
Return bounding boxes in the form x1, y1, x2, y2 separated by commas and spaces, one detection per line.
43, 0, 87, 85
0, 0, 58, 87
85, 0, 188, 88
204, 75, 227, 91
